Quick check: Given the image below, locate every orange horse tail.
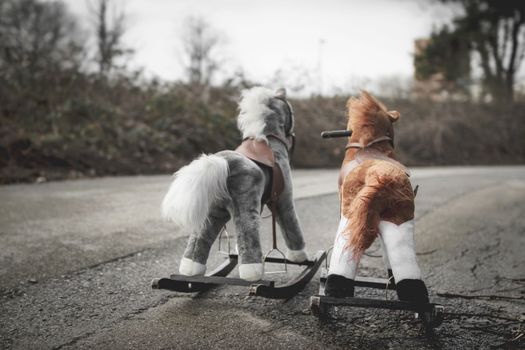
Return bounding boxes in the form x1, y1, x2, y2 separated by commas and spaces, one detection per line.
341, 161, 413, 258
343, 176, 381, 258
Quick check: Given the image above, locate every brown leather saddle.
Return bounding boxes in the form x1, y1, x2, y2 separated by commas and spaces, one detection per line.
235, 138, 285, 206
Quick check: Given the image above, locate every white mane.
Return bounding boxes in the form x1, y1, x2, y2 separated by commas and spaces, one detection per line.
237, 87, 275, 140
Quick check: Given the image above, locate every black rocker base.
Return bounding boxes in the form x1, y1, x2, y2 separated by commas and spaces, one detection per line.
152, 250, 326, 300
310, 269, 444, 328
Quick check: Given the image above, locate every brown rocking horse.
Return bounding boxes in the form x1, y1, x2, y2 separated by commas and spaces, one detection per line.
324, 91, 429, 304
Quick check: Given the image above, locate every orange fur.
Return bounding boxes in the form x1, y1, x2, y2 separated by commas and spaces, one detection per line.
340, 91, 414, 258
346, 91, 399, 148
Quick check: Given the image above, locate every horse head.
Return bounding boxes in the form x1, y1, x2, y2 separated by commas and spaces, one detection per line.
237, 87, 295, 155
346, 90, 399, 150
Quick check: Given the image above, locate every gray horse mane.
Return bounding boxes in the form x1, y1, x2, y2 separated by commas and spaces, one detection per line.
237, 87, 286, 141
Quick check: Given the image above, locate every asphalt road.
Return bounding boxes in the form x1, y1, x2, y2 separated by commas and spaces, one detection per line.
1, 166, 524, 349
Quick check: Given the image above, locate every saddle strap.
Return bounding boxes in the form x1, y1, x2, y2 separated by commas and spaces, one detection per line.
267, 163, 284, 250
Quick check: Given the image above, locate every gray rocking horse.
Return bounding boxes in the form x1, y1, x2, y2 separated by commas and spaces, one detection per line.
160, 87, 313, 283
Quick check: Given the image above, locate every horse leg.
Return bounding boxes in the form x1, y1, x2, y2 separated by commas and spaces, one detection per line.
379, 235, 394, 281
275, 189, 308, 262
379, 220, 429, 303
231, 195, 264, 281
325, 216, 359, 297
179, 206, 230, 276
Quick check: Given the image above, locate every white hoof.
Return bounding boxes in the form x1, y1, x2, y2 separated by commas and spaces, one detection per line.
179, 257, 206, 276
239, 263, 264, 281
286, 249, 308, 263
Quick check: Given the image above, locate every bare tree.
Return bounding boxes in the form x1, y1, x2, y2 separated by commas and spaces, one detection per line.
0, 0, 84, 76
87, 0, 131, 76
0, 0, 85, 134
180, 16, 224, 86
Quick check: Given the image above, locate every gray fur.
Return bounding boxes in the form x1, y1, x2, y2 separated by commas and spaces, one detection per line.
183, 205, 231, 264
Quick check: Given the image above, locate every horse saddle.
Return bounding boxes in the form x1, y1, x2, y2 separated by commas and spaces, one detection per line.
338, 148, 410, 188
235, 138, 285, 205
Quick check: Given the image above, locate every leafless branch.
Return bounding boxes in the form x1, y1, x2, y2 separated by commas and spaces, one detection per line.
179, 16, 224, 86
87, 0, 130, 75
437, 291, 524, 301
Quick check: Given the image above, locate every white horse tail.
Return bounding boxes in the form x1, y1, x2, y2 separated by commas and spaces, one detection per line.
161, 154, 229, 233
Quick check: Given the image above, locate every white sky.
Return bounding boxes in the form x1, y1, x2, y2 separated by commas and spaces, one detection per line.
65, 0, 458, 94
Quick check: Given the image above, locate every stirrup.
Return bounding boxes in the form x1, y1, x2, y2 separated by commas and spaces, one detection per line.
324, 246, 333, 270
217, 227, 231, 256
263, 248, 288, 274
384, 275, 395, 300
260, 206, 272, 219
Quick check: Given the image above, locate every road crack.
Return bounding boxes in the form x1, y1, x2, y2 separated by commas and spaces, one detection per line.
437, 291, 525, 301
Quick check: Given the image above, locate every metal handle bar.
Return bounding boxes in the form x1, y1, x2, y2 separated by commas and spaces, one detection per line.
321, 130, 353, 138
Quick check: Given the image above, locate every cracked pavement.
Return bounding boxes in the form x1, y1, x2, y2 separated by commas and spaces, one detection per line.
1, 166, 524, 349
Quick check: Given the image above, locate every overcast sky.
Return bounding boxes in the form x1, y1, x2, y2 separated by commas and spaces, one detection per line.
65, 0, 458, 94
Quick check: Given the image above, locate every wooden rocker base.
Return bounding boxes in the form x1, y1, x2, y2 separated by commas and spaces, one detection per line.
309, 269, 444, 328
152, 250, 326, 299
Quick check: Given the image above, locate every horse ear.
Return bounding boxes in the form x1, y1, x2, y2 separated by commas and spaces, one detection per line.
387, 110, 400, 122
275, 87, 287, 99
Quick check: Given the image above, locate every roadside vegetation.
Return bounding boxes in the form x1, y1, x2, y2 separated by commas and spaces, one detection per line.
1, 0, 524, 184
